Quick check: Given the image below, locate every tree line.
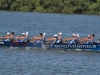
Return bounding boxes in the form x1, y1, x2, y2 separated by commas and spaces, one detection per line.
0, 0, 100, 14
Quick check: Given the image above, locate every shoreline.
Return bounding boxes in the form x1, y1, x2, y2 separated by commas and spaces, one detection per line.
0, 10, 100, 15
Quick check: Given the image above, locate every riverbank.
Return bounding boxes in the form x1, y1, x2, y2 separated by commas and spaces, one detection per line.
0, 0, 100, 15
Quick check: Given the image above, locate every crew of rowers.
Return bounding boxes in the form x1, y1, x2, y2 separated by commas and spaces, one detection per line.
0, 32, 100, 44
47, 32, 99, 44
0, 32, 46, 43
0, 32, 28, 42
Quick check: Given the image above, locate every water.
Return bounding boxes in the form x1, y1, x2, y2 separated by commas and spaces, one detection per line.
0, 11, 100, 75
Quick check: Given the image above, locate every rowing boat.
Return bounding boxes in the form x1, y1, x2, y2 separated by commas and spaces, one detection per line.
0, 41, 100, 51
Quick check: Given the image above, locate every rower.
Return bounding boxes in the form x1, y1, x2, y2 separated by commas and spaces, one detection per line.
57, 32, 63, 43
10, 32, 14, 41
37, 33, 45, 43
84, 35, 92, 44
91, 34, 95, 43
42, 33, 46, 42
40, 33, 46, 42
1, 32, 11, 41
63, 34, 75, 44
24, 32, 29, 42
52, 34, 58, 43
6, 32, 11, 41
68, 34, 76, 44
75, 34, 80, 44
30, 33, 46, 43
97, 39, 100, 43
25, 32, 28, 39
18, 33, 26, 42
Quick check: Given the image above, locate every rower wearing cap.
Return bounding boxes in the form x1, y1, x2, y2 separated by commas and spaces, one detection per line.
83, 35, 93, 44
69, 34, 76, 44
24, 32, 29, 42
18, 33, 26, 42
46, 34, 59, 43
64, 34, 76, 43
57, 32, 63, 43
75, 34, 80, 44
54, 34, 58, 43
6, 32, 11, 40
25, 32, 28, 39
0, 32, 11, 41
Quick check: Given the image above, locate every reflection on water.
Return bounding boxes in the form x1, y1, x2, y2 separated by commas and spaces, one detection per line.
0, 11, 100, 75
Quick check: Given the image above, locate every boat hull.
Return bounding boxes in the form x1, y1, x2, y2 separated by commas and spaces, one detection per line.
0, 41, 43, 48
48, 43, 100, 51
0, 41, 100, 51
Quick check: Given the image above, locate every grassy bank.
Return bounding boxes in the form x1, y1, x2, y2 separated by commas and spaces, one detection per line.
0, 0, 100, 14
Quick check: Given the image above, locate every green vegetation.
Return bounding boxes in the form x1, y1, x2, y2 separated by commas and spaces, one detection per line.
0, 0, 100, 14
